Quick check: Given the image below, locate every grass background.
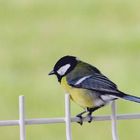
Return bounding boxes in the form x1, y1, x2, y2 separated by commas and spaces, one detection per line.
0, 0, 140, 139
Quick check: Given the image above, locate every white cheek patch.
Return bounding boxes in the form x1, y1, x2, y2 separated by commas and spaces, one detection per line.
57, 64, 71, 76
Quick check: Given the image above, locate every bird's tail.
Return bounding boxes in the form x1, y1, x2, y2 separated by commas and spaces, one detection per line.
121, 92, 140, 103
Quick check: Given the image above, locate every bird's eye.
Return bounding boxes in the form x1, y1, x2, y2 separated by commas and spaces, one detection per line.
57, 64, 71, 76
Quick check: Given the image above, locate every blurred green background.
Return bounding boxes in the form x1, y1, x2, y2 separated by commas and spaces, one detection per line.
0, 0, 140, 140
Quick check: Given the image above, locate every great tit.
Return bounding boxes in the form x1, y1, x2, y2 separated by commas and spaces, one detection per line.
49, 55, 140, 125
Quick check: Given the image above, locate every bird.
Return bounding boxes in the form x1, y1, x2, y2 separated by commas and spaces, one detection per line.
49, 55, 140, 125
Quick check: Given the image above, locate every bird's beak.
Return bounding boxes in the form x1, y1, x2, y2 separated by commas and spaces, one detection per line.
48, 70, 55, 75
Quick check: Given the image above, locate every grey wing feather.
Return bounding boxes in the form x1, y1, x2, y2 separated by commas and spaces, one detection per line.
67, 73, 126, 98
68, 73, 117, 90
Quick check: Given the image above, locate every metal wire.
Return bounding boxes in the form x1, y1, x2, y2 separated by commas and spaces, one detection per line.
65, 94, 72, 140
19, 96, 26, 140
111, 101, 119, 140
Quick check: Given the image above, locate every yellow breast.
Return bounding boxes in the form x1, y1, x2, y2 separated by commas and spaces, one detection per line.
61, 77, 95, 108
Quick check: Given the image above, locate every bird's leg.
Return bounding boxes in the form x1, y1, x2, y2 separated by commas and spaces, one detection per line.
86, 106, 102, 123
76, 110, 87, 125
87, 110, 93, 123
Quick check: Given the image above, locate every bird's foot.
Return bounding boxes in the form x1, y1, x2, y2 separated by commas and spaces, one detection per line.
76, 110, 86, 125
76, 114, 84, 125
87, 113, 93, 123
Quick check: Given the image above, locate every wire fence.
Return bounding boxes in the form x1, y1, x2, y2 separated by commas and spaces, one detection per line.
0, 94, 140, 140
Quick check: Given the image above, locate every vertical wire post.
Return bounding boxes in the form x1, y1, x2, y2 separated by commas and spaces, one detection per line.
111, 101, 119, 140
65, 94, 72, 140
19, 96, 26, 140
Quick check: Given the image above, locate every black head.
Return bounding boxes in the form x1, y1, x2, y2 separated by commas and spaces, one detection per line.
49, 55, 78, 82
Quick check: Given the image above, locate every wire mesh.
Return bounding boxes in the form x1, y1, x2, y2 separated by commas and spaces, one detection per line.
0, 95, 140, 140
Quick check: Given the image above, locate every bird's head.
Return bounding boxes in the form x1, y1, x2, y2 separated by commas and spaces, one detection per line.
49, 55, 78, 82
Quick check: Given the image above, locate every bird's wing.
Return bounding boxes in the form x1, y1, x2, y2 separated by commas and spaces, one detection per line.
67, 73, 125, 98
